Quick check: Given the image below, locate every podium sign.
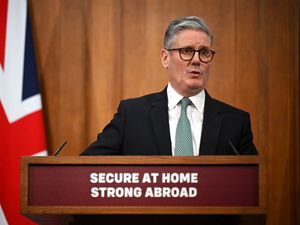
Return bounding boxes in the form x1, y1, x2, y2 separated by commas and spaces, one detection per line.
21, 156, 266, 215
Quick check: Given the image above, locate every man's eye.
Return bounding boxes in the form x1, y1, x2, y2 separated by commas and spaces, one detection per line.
201, 49, 212, 57
181, 48, 194, 55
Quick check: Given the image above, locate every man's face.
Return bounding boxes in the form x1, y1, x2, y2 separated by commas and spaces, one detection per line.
161, 29, 212, 97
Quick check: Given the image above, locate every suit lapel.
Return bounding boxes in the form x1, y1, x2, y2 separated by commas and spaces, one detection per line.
199, 91, 222, 155
149, 88, 172, 155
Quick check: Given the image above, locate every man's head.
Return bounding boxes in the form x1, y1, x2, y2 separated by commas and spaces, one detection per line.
161, 16, 215, 97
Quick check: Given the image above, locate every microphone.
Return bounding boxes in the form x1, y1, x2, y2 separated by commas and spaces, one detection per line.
53, 141, 68, 156
228, 140, 240, 155
220, 134, 240, 155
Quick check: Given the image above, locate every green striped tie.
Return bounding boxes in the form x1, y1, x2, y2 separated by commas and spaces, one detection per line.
174, 98, 193, 156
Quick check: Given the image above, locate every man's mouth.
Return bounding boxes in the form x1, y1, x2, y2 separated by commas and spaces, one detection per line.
189, 70, 201, 75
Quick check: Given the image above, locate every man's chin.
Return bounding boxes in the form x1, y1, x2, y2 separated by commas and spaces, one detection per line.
185, 86, 204, 96
187, 82, 204, 93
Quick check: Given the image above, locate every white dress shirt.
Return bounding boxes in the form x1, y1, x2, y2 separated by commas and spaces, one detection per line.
167, 83, 205, 156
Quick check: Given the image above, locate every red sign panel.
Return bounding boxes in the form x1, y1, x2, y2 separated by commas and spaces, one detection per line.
28, 165, 258, 207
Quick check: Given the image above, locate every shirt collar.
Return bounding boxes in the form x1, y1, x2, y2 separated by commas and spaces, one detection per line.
167, 83, 183, 110
167, 83, 205, 113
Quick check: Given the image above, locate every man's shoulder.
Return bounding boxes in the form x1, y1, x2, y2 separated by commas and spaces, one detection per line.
120, 88, 167, 107
206, 92, 249, 116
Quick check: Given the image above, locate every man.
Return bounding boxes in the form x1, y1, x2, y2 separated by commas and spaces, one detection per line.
81, 16, 257, 156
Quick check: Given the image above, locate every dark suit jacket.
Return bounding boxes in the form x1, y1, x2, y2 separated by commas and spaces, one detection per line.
81, 88, 257, 155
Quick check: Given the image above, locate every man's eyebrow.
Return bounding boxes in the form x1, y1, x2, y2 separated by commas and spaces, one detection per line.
180, 45, 211, 50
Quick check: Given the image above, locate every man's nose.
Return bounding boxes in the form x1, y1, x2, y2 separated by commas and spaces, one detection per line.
191, 51, 201, 64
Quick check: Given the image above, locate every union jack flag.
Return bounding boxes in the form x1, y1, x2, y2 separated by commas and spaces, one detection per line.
0, 0, 47, 224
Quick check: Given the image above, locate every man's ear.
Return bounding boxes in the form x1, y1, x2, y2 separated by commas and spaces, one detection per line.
160, 49, 169, 68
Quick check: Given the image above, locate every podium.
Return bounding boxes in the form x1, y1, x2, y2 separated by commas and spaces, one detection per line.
20, 156, 267, 225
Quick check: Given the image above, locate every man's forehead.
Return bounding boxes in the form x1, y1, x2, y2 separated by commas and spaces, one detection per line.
172, 29, 211, 47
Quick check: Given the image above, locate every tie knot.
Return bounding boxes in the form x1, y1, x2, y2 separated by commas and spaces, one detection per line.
181, 98, 191, 108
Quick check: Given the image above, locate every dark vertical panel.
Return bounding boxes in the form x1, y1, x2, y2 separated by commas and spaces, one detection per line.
263, 0, 294, 224
290, 0, 299, 224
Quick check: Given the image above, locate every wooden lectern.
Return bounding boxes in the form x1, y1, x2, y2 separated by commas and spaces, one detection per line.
20, 156, 267, 225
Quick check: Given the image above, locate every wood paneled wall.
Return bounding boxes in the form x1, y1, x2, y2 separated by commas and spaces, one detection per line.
29, 0, 299, 225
